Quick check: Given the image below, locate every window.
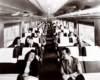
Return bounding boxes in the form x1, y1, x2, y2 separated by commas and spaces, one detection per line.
69, 22, 74, 32
4, 24, 20, 47
79, 24, 94, 46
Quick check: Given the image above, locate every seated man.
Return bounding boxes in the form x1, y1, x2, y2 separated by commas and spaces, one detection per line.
61, 47, 83, 80
24, 36, 41, 62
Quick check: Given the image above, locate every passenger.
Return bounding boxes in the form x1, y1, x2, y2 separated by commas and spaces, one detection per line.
40, 33, 46, 46
54, 33, 60, 44
8, 37, 24, 48
73, 34, 79, 46
8, 37, 24, 57
57, 25, 61, 29
24, 36, 41, 58
16, 49, 40, 80
61, 47, 83, 80
24, 36, 30, 47
28, 28, 33, 33
52, 23, 56, 33
68, 32, 77, 44
35, 31, 40, 37
68, 31, 73, 37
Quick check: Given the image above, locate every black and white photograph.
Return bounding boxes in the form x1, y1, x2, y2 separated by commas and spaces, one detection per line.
0, 0, 100, 80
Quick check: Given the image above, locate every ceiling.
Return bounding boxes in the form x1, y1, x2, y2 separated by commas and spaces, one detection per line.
0, 0, 100, 20
0, 0, 43, 20
29, 0, 69, 15
54, 0, 100, 16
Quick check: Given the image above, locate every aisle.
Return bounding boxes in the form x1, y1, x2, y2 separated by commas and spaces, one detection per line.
39, 23, 63, 80
39, 50, 62, 80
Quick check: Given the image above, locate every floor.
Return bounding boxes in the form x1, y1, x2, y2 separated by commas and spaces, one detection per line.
39, 25, 63, 80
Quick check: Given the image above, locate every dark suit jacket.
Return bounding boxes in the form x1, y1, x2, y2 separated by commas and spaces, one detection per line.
25, 42, 41, 57
61, 56, 81, 74
16, 58, 40, 77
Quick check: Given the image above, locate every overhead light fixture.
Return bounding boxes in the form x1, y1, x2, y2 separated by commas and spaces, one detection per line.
72, 6, 76, 8
87, 0, 95, 2
12, 12, 20, 16
48, 8, 50, 14
47, 0, 51, 4
48, 8, 50, 10
23, 13, 29, 17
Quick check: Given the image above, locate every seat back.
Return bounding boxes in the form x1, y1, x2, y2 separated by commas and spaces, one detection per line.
25, 33, 31, 38
0, 48, 17, 73
82, 46, 100, 61
0, 74, 19, 80
82, 46, 100, 73
60, 37, 69, 44
0, 48, 17, 63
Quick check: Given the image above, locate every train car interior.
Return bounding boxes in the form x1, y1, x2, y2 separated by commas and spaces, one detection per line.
0, 0, 100, 80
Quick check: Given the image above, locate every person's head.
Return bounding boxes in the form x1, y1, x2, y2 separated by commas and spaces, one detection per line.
64, 26, 66, 28
62, 47, 71, 60
28, 28, 33, 33
25, 36, 33, 44
36, 31, 40, 37
74, 34, 77, 37
12, 37, 21, 45
52, 23, 55, 26
25, 36, 30, 45
68, 32, 74, 37
56, 22, 58, 24
28, 36, 33, 45
61, 30, 63, 32
24, 49, 36, 62
75, 74, 85, 80
71, 32, 74, 36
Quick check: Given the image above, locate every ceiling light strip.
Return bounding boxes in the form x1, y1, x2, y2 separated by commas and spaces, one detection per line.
35, 0, 47, 14
53, 0, 69, 14
52, 0, 62, 14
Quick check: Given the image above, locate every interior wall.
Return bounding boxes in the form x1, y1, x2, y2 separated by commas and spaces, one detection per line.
74, 20, 78, 35
94, 19, 100, 46
20, 21, 25, 37
0, 20, 4, 48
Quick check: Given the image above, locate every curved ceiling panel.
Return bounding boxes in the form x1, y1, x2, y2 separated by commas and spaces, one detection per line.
0, 0, 43, 16
29, 0, 70, 15
54, 0, 100, 16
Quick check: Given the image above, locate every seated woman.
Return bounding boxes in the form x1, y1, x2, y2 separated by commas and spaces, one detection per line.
8, 37, 24, 57
8, 37, 24, 48
16, 49, 40, 80
24, 36, 30, 47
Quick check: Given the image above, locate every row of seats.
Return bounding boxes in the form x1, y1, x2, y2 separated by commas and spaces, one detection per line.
6, 35, 45, 47
0, 48, 17, 74
0, 22, 47, 80
6, 22, 46, 48
0, 47, 39, 74
57, 37, 75, 47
